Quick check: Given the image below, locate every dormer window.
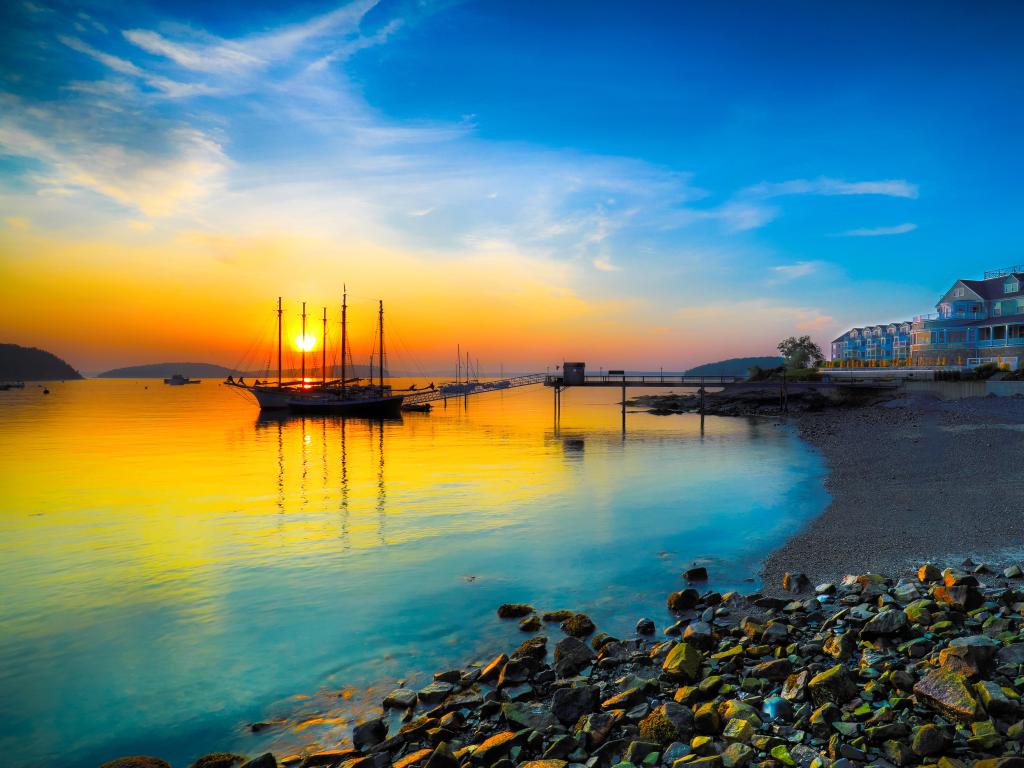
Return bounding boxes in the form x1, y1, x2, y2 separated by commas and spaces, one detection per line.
954, 286, 965, 298
1006, 278, 1019, 294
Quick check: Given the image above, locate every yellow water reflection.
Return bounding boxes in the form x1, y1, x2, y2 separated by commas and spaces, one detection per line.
0, 379, 826, 768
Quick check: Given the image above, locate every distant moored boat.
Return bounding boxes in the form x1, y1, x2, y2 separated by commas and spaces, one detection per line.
164, 374, 201, 385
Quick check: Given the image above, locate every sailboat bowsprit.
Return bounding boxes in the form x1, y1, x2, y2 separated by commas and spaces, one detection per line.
227, 293, 404, 417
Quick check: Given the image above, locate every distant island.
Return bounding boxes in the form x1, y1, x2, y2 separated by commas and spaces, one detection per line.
0, 343, 83, 381
685, 355, 783, 377
97, 362, 234, 379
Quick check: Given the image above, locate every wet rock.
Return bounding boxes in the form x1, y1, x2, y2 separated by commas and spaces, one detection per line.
190, 756, 246, 768
479, 653, 508, 682
393, 750, 433, 768
519, 615, 542, 632
682, 621, 714, 650
501, 701, 555, 730
542, 610, 575, 622
424, 744, 458, 768
101, 759, 172, 768
472, 731, 522, 764
717, 699, 761, 727
240, 757, 277, 768
999, 644, 1024, 666
510, 636, 548, 660
933, 584, 983, 611
667, 589, 700, 612
918, 564, 942, 583
636, 618, 655, 635
693, 701, 721, 734
662, 641, 703, 682
352, 718, 388, 750
638, 702, 694, 744
807, 665, 857, 706
976, 680, 1018, 716
551, 684, 598, 723
721, 743, 754, 768
861, 608, 908, 637
910, 723, 947, 756
781, 670, 809, 701
497, 604, 534, 618
822, 631, 856, 659
574, 712, 618, 748
560, 613, 596, 637
782, 573, 809, 593
913, 667, 979, 722
624, 740, 659, 764
751, 658, 792, 682
684, 567, 709, 582
418, 681, 454, 703
302, 751, 359, 767
553, 635, 594, 676
940, 635, 999, 677
518, 762, 568, 768
1005, 565, 1023, 579
384, 688, 418, 709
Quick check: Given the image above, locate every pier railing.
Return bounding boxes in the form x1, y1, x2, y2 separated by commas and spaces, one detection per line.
403, 373, 546, 404
545, 373, 744, 387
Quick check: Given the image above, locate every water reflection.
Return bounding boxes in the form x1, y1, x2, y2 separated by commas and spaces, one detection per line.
0, 381, 827, 768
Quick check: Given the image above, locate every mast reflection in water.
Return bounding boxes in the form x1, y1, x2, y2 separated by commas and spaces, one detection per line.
0, 380, 826, 768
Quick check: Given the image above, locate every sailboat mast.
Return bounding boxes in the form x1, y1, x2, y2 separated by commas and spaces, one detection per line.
276, 297, 282, 387
378, 299, 385, 391
322, 307, 327, 387
301, 301, 307, 383
341, 287, 347, 398
457, 344, 461, 383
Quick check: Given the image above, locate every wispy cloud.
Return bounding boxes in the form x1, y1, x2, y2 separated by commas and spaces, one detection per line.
122, 0, 379, 77
768, 260, 824, 284
0, 93, 226, 216
837, 222, 918, 237
744, 177, 919, 200
592, 256, 621, 272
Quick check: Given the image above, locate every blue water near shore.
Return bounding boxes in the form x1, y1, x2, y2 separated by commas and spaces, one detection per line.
0, 380, 828, 768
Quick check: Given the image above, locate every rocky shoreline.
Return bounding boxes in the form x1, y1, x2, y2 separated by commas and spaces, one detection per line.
106, 563, 1024, 768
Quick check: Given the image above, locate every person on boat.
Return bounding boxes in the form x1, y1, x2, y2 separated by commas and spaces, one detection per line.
430, 382, 436, 390
239, 377, 245, 385
227, 375, 234, 383
410, 384, 417, 390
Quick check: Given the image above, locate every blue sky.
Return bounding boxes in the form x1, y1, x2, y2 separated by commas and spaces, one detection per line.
1, 0, 1023, 369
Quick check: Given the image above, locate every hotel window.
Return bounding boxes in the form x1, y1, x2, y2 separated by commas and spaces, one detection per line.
1006, 279, 1019, 294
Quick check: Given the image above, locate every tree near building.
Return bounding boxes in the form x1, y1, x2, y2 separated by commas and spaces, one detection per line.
777, 335, 824, 369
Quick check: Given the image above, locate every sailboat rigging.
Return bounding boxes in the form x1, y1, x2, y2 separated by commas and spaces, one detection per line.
226, 293, 404, 416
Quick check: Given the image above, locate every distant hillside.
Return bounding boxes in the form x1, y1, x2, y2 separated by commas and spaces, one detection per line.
0, 343, 83, 381
686, 356, 784, 377
98, 362, 233, 379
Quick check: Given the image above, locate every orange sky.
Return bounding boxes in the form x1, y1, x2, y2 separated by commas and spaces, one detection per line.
1, 224, 801, 375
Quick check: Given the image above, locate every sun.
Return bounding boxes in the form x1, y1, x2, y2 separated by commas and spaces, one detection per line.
294, 334, 317, 351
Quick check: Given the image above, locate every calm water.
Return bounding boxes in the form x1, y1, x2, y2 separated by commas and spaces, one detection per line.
0, 379, 827, 768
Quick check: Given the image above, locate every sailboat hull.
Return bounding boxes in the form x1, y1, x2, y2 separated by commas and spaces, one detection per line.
287, 394, 404, 417
229, 383, 404, 416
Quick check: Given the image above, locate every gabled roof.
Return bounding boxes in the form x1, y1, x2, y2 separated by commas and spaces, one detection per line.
832, 321, 913, 344
959, 273, 1024, 300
